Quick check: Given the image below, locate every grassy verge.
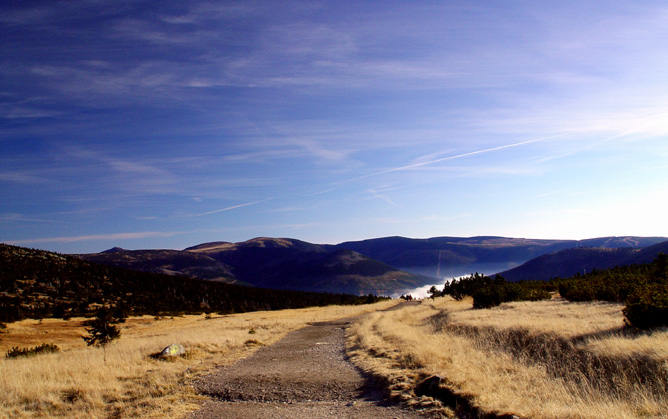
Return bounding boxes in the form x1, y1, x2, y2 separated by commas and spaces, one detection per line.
0, 300, 397, 418
346, 297, 668, 418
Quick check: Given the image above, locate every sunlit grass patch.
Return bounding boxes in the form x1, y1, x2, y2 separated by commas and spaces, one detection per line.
0, 301, 397, 418
347, 298, 668, 418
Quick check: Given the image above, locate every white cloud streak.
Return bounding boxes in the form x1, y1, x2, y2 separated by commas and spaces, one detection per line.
5, 231, 185, 245
0, 215, 63, 223
190, 198, 274, 217
347, 133, 571, 182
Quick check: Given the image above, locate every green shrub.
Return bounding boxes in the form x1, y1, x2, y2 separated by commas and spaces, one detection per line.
559, 282, 596, 302
6, 343, 60, 359
472, 286, 505, 309
444, 273, 499, 301
522, 288, 553, 301
446, 274, 552, 309
623, 287, 668, 329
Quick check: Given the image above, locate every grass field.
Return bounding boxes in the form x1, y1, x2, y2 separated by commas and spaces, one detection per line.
347, 297, 668, 418
5, 296, 667, 418
0, 301, 397, 419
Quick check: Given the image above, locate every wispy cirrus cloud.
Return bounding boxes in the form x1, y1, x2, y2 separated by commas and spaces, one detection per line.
364, 188, 399, 208
61, 146, 181, 195
3, 1, 668, 252
0, 214, 63, 224
1, 106, 62, 119
5, 230, 186, 245
0, 171, 52, 185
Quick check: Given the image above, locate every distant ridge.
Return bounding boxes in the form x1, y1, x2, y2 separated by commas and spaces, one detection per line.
497, 239, 668, 281
184, 241, 232, 252
77, 235, 668, 294
80, 237, 431, 295
332, 235, 666, 277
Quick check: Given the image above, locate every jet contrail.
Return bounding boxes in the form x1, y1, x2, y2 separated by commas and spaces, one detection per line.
347, 133, 571, 182
191, 198, 274, 217
191, 133, 569, 217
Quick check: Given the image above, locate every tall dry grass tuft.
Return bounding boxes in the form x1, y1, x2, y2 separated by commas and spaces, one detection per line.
1, 301, 397, 418
347, 298, 668, 418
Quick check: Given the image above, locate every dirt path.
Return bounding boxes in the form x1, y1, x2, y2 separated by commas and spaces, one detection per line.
188, 317, 428, 419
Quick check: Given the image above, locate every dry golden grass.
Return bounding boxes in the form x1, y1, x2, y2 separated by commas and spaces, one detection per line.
347, 297, 668, 419
0, 300, 397, 419
450, 298, 625, 337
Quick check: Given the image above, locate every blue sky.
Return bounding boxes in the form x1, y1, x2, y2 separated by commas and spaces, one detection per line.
2, 0, 668, 253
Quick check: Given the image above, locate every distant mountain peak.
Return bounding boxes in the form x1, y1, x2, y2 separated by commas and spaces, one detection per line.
101, 247, 126, 253
184, 241, 233, 252
246, 237, 295, 247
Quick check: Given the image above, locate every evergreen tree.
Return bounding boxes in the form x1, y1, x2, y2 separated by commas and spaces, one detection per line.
82, 307, 123, 362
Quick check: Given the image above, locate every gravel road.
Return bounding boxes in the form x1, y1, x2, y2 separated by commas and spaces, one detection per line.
188, 318, 429, 419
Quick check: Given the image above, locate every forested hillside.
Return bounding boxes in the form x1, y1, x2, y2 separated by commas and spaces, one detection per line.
497, 240, 668, 282
0, 244, 385, 323
497, 247, 638, 281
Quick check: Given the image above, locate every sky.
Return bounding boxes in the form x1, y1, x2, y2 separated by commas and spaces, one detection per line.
2, 0, 668, 254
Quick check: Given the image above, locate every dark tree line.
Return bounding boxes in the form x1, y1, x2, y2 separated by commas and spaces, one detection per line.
441, 273, 552, 308
0, 244, 387, 323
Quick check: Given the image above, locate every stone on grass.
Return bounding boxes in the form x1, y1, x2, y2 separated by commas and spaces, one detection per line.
160, 343, 185, 358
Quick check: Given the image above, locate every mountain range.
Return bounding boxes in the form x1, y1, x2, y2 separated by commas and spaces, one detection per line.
77, 235, 668, 295
79, 237, 431, 295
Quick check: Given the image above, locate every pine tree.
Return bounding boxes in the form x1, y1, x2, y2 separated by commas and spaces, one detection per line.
82, 307, 122, 362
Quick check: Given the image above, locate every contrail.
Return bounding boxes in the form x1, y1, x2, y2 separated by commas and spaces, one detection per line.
347, 133, 571, 182
191, 198, 274, 217
191, 133, 568, 217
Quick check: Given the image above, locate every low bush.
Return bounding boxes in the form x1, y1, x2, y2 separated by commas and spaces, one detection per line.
623, 286, 668, 329
472, 286, 505, 309
6, 343, 60, 359
558, 281, 597, 302
444, 274, 552, 309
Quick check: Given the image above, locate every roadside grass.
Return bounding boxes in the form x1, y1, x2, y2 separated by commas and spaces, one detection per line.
347, 297, 668, 418
0, 300, 397, 419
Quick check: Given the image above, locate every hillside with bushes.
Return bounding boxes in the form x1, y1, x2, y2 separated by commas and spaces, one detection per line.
0, 244, 386, 323
497, 239, 668, 281
556, 253, 668, 329
440, 254, 668, 329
